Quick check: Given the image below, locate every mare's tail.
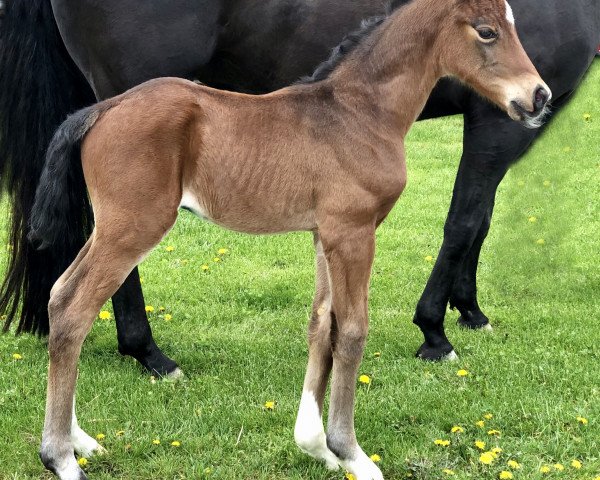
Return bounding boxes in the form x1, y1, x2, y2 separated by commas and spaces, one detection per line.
0, 0, 95, 335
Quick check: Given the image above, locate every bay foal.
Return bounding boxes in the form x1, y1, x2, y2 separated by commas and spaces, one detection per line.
30, 0, 550, 478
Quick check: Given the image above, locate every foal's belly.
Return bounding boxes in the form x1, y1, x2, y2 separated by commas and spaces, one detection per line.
179, 190, 317, 234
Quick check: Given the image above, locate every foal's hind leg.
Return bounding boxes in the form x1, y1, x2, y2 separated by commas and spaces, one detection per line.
40, 224, 172, 479
294, 233, 339, 470
320, 223, 382, 480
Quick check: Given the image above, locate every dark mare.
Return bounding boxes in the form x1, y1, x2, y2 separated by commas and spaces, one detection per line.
0, 0, 599, 375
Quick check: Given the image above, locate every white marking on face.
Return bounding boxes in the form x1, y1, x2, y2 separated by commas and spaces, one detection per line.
505, 1, 515, 24
294, 390, 339, 470
180, 190, 210, 220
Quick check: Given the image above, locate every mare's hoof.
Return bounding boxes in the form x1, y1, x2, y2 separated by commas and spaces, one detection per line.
166, 367, 185, 381
416, 343, 457, 362
457, 315, 492, 331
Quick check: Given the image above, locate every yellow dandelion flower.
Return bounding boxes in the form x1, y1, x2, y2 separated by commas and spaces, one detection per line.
12, 353, 22, 360
576, 416, 588, 425
487, 429, 501, 436
171, 441, 181, 447
475, 420, 485, 428
456, 369, 469, 377
204, 467, 213, 475
115, 430, 125, 437
345, 474, 356, 480
165, 245, 175, 252
77, 457, 88, 467
570, 460, 582, 469
95, 433, 105, 441
164, 314, 172, 321
370, 454, 381, 463
491, 447, 503, 457
479, 452, 495, 465
152, 438, 160, 445
451, 426, 464, 434
358, 374, 371, 385
483, 413, 493, 420
158, 306, 166, 312
543, 180, 551, 187
98, 311, 111, 320
264, 401, 275, 410
553, 463, 564, 471
528, 216, 537, 223
218, 248, 229, 255
424, 255, 434, 263
434, 439, 450, 447
536, 238, 546, 245
442, 469, 455, 476
373, 351, 381, 357
474, 440, 486, 450
145, 305, 155, 313
201, 264, 210, 271
213, 257, 221, 262
540, 465, 551, 474
583, 113, 591, 121
499, 471, 513, 480
140, 276, 145, 283
507, 460, 521, 469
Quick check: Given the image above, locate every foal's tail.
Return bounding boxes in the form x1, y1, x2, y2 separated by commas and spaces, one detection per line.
28, 104, 108, 251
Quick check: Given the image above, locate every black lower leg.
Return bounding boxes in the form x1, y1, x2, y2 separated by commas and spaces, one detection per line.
113, 267, 178, 376
450, 203, 494, 329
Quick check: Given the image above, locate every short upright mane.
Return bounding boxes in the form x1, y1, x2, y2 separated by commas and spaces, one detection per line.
300, 0, 407, 84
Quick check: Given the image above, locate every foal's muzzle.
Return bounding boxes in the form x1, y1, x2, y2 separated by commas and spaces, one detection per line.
509, 84, 552, 129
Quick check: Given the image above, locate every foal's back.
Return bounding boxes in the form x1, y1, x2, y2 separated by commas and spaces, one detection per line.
83, 78, 406, 236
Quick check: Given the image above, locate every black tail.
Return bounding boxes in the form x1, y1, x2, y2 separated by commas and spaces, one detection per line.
29, 106, 104, 250
0, 0, 95, 335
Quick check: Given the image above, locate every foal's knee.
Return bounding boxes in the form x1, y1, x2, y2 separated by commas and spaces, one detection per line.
333, 322, 367, 361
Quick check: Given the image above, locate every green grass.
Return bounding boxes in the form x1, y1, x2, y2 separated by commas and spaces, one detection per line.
1, 61, 599, 479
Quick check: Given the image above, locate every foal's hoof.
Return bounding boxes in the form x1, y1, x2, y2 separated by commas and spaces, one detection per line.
416, 343, 458, 362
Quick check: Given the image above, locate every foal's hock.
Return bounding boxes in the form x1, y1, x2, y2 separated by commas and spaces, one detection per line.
31, 0, 549, 478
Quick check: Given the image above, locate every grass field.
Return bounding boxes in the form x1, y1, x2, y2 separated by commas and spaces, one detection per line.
0, 61, 598, 480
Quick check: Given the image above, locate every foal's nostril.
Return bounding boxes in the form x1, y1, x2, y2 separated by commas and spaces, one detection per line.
533, 86, 549, 111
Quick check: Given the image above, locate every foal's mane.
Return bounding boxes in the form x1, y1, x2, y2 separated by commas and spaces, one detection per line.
300, 0, 407, 83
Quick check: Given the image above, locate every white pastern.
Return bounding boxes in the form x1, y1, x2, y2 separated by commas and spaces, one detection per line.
505, 1, 515, 24
294, 390, 339, 470
339, 448, 384, 480
481, 323, 494, 332
442, 350, 459, 362
53, 456, 85, 480
71, 406, 106, 458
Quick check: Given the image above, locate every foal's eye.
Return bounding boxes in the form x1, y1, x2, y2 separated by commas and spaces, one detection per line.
476, 27, 498, 42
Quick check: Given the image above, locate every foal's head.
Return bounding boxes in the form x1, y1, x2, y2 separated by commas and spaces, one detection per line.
439, 0, 551, 128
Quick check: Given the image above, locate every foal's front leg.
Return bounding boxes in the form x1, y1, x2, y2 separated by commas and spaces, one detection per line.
294, 233, 339, 469
320, 225, 383, 480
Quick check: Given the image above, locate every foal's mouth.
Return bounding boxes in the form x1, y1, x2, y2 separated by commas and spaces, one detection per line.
509, 100, 549, 129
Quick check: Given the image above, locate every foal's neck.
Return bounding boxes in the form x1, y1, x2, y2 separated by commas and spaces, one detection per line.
329, 0, 446, 137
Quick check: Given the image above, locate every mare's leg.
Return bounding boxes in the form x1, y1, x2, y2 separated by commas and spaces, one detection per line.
414, 100, 539, 360
294, 233, 338, 469
113, 270, 180, 376
320, 223, 382, 480
450, 202, 495, 330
